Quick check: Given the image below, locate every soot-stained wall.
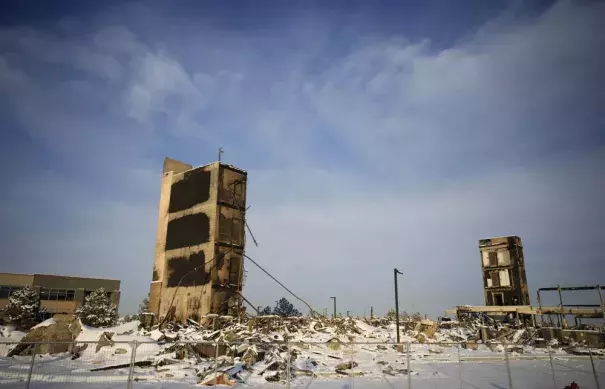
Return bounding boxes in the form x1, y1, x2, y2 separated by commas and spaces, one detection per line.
167, 251, 209, 287
165, 213, 210, 250
218, 212, 244, 245
168, 169, 211, 213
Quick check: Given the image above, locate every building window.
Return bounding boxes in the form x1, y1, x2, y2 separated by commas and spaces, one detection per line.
499, 270, 511, 286
488, 252, 498, 266
482, 252, 500, 267
497, 251, 511, 266
0, 286, 23, 299
493, 293, 504, 306
40, 289, 76, 301
489, 271, 500, 287
486, 270, 511, 288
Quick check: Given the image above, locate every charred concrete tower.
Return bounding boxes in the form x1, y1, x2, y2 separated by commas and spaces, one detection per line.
149, 158, 247, 323
479, 236, 530, 306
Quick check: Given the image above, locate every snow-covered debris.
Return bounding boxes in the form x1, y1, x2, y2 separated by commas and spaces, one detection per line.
148, 329, 165, 342
32, 318, 56, 329
8, 314, 81, 356
0, 326, 26, 342
3, 313, 592, 386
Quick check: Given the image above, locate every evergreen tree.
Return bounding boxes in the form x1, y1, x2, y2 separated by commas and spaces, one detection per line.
272, 297, 302, 317
138, 294, 150, 314
5, 286, 43, 330
77, 288, 117, 328
411, 312, 423, 322
260, 306, 273, 315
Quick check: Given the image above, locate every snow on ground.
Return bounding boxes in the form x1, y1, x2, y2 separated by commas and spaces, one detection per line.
74, 320, 163, 367
1, 318, 603, 388
0, 359, 603, 388
0, 326, 26, 358
0, 326, 26, 343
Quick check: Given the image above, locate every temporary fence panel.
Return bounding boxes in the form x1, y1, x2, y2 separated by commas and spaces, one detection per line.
0, 342, 29, 388
0, 340, 603, 389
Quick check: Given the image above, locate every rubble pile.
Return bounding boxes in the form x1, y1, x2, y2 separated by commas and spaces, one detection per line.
7, 314, 81, 356
3, 313, 601, 386
129, 314, 511, 385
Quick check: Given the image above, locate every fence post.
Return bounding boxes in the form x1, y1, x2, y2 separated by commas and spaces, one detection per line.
588, 346, 601, 389
503, 341, 513, 389
349, 342, 354, 389
25, 343, 36, 389
547, 346, 557, 389
286, 341, 291, 389
457, 343, 463, 389
406, 342, 411, 389
214, 342, 219, 389
127, 340, 138, 389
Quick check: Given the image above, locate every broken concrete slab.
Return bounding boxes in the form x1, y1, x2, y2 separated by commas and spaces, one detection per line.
90, 360, 152, 371
149, 329, 165, 342
8, 314, 81, 356
200, 372, 235, 386
95, 331, 115, 352
335, 360, 358, 373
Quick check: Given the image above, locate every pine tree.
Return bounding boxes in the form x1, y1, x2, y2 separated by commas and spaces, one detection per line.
260, 306, 273, 315
411, 312, 423, 322
77, 288, 117, 328
5, 286, 43, 330
272, 297, 302, 317
138, 294, 150, 314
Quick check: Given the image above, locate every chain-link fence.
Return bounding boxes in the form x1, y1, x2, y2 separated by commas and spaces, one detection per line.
0, 340, 602, 388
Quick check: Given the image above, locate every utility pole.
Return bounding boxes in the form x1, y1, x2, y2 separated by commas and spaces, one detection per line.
371, 306, 374, 319
394, 268, 403, 344
330, 296, 337, 319
218, 146, 224, 162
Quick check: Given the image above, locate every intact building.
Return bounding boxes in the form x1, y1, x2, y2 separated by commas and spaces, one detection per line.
149, 158, 247, 323
479, 236, 530, 306
0, 273, 120, 315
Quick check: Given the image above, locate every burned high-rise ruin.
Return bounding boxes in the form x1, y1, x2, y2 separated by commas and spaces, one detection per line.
479, 236, 530, 306
149, 158, 247, 323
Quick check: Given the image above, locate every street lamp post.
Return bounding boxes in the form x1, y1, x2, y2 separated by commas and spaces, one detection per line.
394, 268, 403, 344
330, 296, 337, 319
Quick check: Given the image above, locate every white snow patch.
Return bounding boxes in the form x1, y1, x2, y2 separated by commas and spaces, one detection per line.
32, 318, 56, 329
353, 319, 377, 333
0, 326, 26, 342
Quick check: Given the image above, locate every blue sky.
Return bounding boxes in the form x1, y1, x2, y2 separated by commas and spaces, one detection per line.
0, 0, 604, 317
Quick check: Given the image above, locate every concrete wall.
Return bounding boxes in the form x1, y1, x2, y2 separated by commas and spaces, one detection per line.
32, 274, 120, 291
214, 164, 247, 305
40, 300, 78, 313
0, 273, 35, 287
163, 158, 192, 175
150, 159, 247, 323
